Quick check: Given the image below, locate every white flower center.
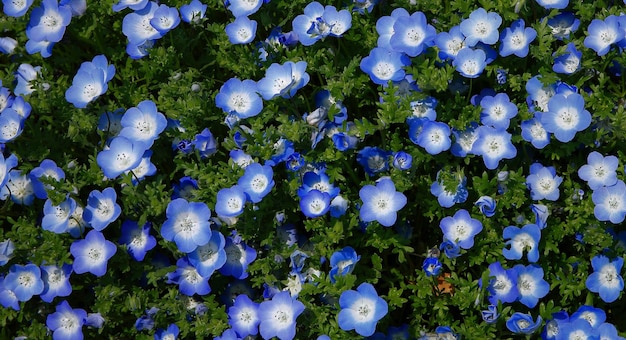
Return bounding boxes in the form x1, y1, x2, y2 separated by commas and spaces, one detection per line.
372, 62, 394, 80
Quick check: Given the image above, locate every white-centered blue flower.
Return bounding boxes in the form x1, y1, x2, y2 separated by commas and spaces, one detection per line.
180, 0, 206, 24
0, 239, 15, 266
503, 224, 541, 263
65, 54, 115, 108
258, 291, 305, 340
96, 136, 148, 179
257, 61, 309, 100
540, 92, 591, 143
149, 4, 180, 35
459, 8, 502, 47
553, 42, 582, 75
70, 229, 117, 277
299, 189, 331, 218
188, 231, 227, 278
119, 99, 167, 148
483, 261, 519, 304
228, 294, 260, 337
585, 255, 624, 303
237, 162, 274, 204
46, 300, 87, 340
118, 220, 156, 261
389, 11, 436, 57
499, 19, 536, 58
506, 312, 543, 335
329, 246, 360, 283
215, 78, 263, 118
375, 8, 409, 50
29, 158, 65, 200
227, 0, 262, 18
4, 263, 44, 301
166, 257, 211, 296
360, 47, 410, 86
513, 264, 550, 308
453, 48, 487, 78
122, 1, 162, 45
521, 113, 550, 149
161, 198, 212, 253
3, 0, 34, 17
359, 177, 407, 227
26, 0, 72, 43
526, 163, 563, 201
434, 25, 465, 61
578, 151, 619, 190
219, 233, 257, 279
471, 126, 517, 170
570, 305, 605, 329
583, 15, 623, 56
439, 209, 483, 249
215, 185, 247, 218
41, 197, 76, 234
40, 263, 72, 303
337, 282, 388, 337
83, 187, 121, 231
0, 108, 24, 143
225, 16, 257, 44
480, 93, 518, 129
112, 0, 148, 12
0, 170, 35, 205
591, 180, 626, 224
415, 120, 451, 155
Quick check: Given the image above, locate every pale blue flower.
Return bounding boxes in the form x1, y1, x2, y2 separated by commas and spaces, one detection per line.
503, 224, 541, 263
585, 255, 624, 303
258, 291, 304, 340
338, 283, 388, 337
359, 177, 407, 227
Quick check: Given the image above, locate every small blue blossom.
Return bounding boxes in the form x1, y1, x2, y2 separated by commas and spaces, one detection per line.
161, 198, 212, 253
578, 151, 619, 191
329, 246, 360, 283
4, 263, 44, 302
526, 163, 563, 201
506, 312, 542, 334
337, 283, 388, 337
439, 209, 483, 249
70, 230, 117, 277
553, 42, 582, 75
503, 224, 542, 263
119, 220, 156, 262
459, 8, 502, 46
359, 177, 407, 227
166, 257, 211, 296
422, 257, 442, 277
475, 196, 496, 217
585, 254, 624, 303
513, 264, 550, 308
499, 19, 536, 58
481, 305, 499, 324
226, 16, 257, 44
591, 180, 626, 224
258, 291, 304, 340
83, 187, 121, 231
452, 48, 487, 78
46, 301, 87, 340
360, 47, 410, 85
228, 294, 260, 337
583, 15, 623, 56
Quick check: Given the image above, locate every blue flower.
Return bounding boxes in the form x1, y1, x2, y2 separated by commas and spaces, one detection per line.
4, 263, 44, 301
172, 176, 198, 200
26, 0, 72, 43
499, 19, 536, 58
166, 257, 211, 296
439, 209, 483, 249
376, 8, 409, 50
450, 122, 479, 157
337, 283, 388, 336
553, 42, 582, 75
83, 187, 121, 231
0, 108, 24, 143
228, 294, 260, 337
292, 2, 348, 46
434, 25, 465, 61
521, 113, 550, 149
360, 47, 410, 86
578, 151, 619, 191
40, 263, 72, 303
471, 126, 517, 170
526, 163, 563, 201
422, 257, 442, 277
155, 324, 179, 340
112, 0, 148, 12
161, 198, 212, 253
479, 93, 518, 130
483, 261, 519, 304
180, 0, 206, 23
299, 189, 331, 218
389, 11, 436, 57
70, 230, 117, 276
188, 231, 227, 278
540, 93, 591, 143
591, 180, 626, 224
459, 8, 502, 46
503, 224, 541, 263
415, 120, 451, 155
41, 197, 77, 234
547, 12, 580, 40
219, 232, 257, 279
257, 61, 309, 100
2, 0, 34, 17
226, 0, 262, 18
452, 48, 486, 78
0, 170, 35, 205
330, 195, 349, 218
297, 171, 340, 199
0, 239, 15, 266
525, 75, 555, 113
359, 177, 407, 227
0, 277, 19, 310
583, 15, 623, 56
119, 100, 168, 148
585, 255, 624, 303
475, 196, 496, 217
329, 246, 360, 283
215, 185, 247, 218
238, 162, 274, 203
559, 318, 597, 340
65, 55, 115, 108
46, 301, 87, 340
392, 151, 412, 170
226, 16, 257, 44
571, 305, 605, 329
531, 203, 549, 229
506, 312, 542, 334
150, 4, 180, 35
356, 146, 391, 176
430, 170, 468, 208
439, 239, 461, 259
258, 291, 304, 340
481, 305, 499, 324
118, 220, 156, 261
122, 2, 162, 45
513, 264, 550, 308
192, 128, 218, 158
29, 158, 65, 199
